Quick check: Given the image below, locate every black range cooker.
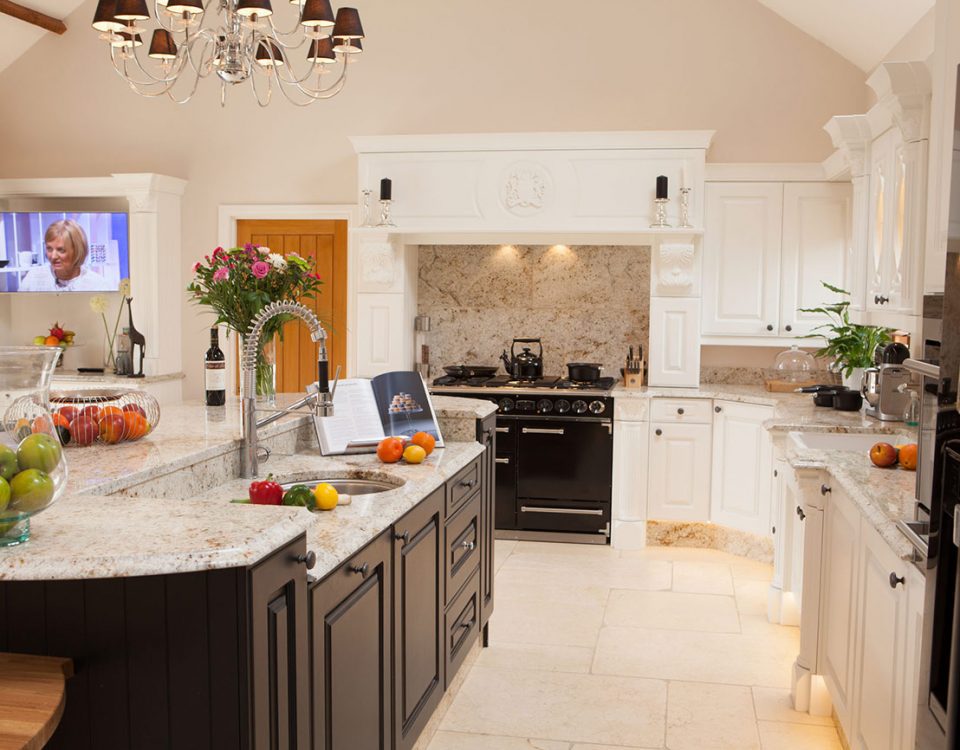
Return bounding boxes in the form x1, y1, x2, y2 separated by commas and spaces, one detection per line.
432, 373, 615, 544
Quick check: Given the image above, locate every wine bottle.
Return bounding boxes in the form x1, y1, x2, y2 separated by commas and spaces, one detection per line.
205, 327, 226, 406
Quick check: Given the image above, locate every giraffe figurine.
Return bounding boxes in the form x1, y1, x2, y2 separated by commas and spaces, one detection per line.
125, 297, 146, 378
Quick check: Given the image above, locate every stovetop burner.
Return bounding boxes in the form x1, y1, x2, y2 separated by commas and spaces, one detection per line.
556, 377, 617, 390
432, 370, 616, 393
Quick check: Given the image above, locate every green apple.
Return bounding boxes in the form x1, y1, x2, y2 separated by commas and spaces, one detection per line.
0, 445, 17, 481
0, 477, 9, 512
32, 336, 46, 346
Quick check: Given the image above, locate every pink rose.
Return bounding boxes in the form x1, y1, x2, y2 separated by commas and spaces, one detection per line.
251, 261, 270, 279
212, 267, 230, 282
191, 261, 202, 273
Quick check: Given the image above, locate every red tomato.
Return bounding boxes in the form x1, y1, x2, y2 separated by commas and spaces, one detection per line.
376, 437, 405, 463
70, 417, 99, 446
99, 414, 126, 444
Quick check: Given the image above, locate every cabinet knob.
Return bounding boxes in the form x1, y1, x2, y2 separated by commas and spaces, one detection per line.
820, 484, 832, 496
874, 295, 889, 306
349, 562, 369, 577
461, 539, 476, 551
394, 530, 410, 545
796, 506, 806, 521
772, 526, 776, 534
460, 478, 477, 489
773, 469, 778, 478
715, 405, 722, 413
889, 572, 905, 589
785, 325, 793, 332
655, 428, 663, 436
677, 407, 685, 415
296, 551, 317, 570
766, 324, 774, 331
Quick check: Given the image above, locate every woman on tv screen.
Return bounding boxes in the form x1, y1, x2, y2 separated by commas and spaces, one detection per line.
19, 220, 108, 292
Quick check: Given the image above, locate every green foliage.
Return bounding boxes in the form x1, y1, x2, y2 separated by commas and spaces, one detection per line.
797, 282, 892, 378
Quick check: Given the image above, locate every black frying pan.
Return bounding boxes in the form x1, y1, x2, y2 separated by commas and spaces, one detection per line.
442, 365, 498, 379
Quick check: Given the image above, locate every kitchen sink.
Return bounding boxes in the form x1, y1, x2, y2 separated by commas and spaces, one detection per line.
279, 477, 404, 496
788, 431, 887, 453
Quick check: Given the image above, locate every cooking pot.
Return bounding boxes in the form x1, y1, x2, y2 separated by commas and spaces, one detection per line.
501, 338, 544, 380
833, 389, 864, 411
566, 363, 603, 382
811, 386, 847, 407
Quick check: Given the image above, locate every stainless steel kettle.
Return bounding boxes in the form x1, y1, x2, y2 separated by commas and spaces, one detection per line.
861, 367, 881, 407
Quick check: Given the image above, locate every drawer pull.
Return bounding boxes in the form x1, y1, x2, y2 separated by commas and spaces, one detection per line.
766, 324, 774, 331
655, 428, 663, 436
459, 478, 478, 489
495, 426, 510, 433
295, 551, 317, 570
349, 562, 369, 577
889, 572, 905, 589
459, 618, 476, 631
520, 506, 604, 516
821, 484, 832, 496
715, 405, 722, 413
495, 457, 510, 465
460, 539, 476, 551
796, 506, 806, 521
677, 407, 685, 415
522, 427, 565, 435
394, 530, 409, 545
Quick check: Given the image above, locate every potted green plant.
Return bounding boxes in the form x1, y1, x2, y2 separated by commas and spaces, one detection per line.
797, 282, 892, 391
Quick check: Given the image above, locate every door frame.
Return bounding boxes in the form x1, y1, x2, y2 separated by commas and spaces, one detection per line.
217, 203, 360, 396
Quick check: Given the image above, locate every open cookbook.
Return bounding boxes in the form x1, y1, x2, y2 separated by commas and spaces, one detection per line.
313, 371, 445, 455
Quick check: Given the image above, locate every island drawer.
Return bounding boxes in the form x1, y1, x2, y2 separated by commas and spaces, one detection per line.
445, 491, 481, 605
649, 398, 713, 424
448, 456, 481, 515
445, 568, 481, 689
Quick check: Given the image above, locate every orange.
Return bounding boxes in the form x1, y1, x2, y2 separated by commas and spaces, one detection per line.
123, 412, 149, 441
101, 406, 124, 418
898, 443, 918, 471
376, 437, 404, 463
43, 336, 60, 346
410, 431, 436, 456
31, 416, 55, 435
51, 413, 70, 429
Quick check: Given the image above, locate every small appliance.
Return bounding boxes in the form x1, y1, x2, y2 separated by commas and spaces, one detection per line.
863, 343, 912, 421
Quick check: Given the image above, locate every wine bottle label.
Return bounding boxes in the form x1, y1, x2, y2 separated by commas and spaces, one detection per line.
205, 361, 226, 391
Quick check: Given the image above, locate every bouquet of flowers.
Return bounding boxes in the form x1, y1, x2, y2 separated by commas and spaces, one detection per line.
187, 244, 323, 400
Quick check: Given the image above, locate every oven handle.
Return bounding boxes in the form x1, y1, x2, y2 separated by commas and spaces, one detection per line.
495, 457, 510, 465
498, 414, 611, 424
522, 427, 565, 436
520, 505, 604, 516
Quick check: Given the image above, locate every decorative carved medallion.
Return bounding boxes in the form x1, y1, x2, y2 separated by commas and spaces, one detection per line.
359, 242, 397, 286
500, 162, 551, 216
657, 243, 695, 289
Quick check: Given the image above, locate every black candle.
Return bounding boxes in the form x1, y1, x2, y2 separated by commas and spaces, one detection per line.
380, 178, 392, 201
656, 175, 668, 200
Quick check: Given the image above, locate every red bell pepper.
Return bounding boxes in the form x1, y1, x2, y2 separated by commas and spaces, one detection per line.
248, 475, 283, 505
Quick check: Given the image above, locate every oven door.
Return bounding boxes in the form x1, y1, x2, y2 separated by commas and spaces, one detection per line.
514, 416, 613, 534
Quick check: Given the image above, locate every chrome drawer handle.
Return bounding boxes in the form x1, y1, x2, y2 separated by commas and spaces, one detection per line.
495, 457, 510, 464
460, 539, 476, 551
520, 506, 603, 516
522, 427, 565, 435
495, 426, 510, 433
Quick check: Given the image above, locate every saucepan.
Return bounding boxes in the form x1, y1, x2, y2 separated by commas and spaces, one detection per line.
442, 365, 498, 379
566, 363, 603, 383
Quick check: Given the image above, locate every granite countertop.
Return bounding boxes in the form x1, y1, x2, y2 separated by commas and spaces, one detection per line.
53, 369, 186, 385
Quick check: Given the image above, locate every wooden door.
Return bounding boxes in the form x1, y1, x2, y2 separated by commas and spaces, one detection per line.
236, 220, 348, 393
310, 531, 392, 750
393, 487, 445, 750
647, 422, 712, 522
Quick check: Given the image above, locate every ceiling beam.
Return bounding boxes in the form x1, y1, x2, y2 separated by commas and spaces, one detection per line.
0, 0, 66, 34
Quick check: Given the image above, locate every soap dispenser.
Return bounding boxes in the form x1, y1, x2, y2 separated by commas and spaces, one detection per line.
901, 386, 920, 427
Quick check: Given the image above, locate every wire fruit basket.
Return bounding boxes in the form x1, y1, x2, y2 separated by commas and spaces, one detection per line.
4, 389, 160, 448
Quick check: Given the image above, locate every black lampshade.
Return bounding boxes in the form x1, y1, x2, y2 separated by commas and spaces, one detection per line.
332, 7, 363, 39
167, 0, 203, 13
111, 30, 144, 47
306, 36, 336, 63
92, 0, 124, 31
333, 36, 362, 54
255, 40, 285, 65
236, 0, 273, 17
148, 28, 178, 59
300, 0, 334, 27
113, 0, 150, 20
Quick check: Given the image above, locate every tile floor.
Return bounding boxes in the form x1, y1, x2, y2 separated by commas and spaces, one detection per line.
426, 540, 842, 750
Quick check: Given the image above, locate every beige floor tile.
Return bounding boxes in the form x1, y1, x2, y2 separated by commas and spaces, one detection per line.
488, 593, 605, 648
498, 554, 672, 592
474, 641, 594, 674
672, 561, 735, 595
427, 731, 570, 750
751, 688, 836, 727
494, 539, 518, 573
510, 541, 620, 559
757, 720, 842, 749
593, 626, 794, 688
604, 590, 741, 633
440, 666, 667, 747
735, 579, 772, 618
623, 545, 733, 562
667, 681, 761, 750
730, 557, 774, 582
570, 745, 660, 750
495, 576, 611, 607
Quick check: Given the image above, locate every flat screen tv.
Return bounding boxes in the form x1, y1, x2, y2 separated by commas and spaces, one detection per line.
0, 211, 130, 293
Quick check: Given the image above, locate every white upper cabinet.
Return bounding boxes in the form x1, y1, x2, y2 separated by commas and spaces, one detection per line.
780, 183, 853, 337
702, 183, 783, 337
702, 181, 851, 340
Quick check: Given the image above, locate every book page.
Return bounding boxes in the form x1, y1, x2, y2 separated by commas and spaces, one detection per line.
314, 379, 385, 454
369, 371, 445, 447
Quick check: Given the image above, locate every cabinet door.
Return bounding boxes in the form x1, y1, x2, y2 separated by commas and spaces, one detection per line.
867, 130, 895, 312
770, 458, 787, 592
647, 422, 712, 521
310, 532, 392, 750
702, 183, 783, 336
819, 485, 860, 732
710, 401, 773, 536
250, 536, 311, 750
851, 521, 911, 750
647, 297, 701, 387
885, 138, 927, 315
901, 565, 925, 749
780, 183, 852, 336
394, 487, 445, 750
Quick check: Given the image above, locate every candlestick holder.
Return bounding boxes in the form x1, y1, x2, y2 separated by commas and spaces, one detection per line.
650, 198, 671, 228
361, 189, 374, 227
678, 188, 693, 229
377, 198, 396, 227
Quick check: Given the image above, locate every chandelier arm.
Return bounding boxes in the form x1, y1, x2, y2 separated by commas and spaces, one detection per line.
114, 53, 183, 96
181, 30, 218, 78
250, 67, 274, 107
123, 43, 191, 85
164, 66, 207, 104
266, 10, 305, 38
111, 46, 183, 89
273, 58, 348, 104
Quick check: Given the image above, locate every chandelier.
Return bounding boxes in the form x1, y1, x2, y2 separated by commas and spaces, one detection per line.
91, 0, 365, 106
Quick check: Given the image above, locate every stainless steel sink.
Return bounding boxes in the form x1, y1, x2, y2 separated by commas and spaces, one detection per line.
280, 477, 402, 496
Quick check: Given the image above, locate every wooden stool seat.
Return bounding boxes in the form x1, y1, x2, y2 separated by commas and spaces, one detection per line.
0, 653, 73, 750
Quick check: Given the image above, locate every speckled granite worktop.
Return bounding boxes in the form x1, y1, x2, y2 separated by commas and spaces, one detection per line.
0, 394, 490, 581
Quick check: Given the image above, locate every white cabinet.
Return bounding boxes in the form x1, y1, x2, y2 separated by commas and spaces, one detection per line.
703, 181, 852, 340
647, 420, 712, 522
647, 297, 701, 387
709, 400, 774, 536
702, 183, 783, 337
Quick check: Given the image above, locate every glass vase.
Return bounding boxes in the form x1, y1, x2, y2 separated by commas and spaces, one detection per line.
240, 334, 277, 407
0, 346, 69, 546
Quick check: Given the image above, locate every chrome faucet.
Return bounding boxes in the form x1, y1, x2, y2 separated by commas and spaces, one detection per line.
240, 301, 335, 478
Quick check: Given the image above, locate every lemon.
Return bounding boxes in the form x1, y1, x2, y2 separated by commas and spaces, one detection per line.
403, 444, 427, 464
313, 482, 339, 511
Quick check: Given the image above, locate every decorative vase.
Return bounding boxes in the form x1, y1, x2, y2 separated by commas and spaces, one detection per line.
842, 367, 865, 392
103, 332, 117, 372
240, 333, 277, 407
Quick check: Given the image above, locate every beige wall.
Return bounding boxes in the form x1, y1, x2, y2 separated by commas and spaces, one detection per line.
0, 0, 869, 398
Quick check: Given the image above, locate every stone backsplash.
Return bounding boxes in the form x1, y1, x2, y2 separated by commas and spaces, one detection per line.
418, 245, 650, 379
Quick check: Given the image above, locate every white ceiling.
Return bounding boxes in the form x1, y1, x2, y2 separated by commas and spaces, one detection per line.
756, 0, 934, 71
0, 0, 86, 76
